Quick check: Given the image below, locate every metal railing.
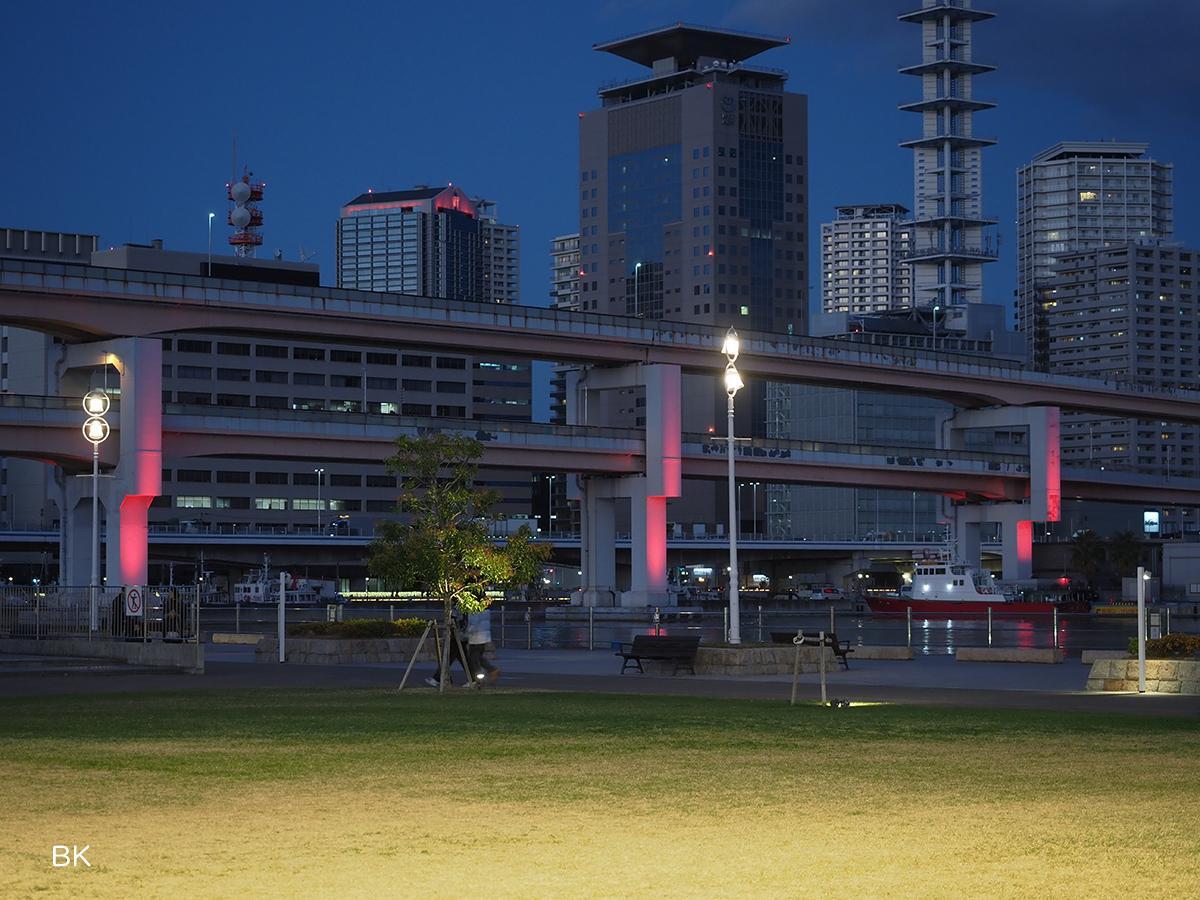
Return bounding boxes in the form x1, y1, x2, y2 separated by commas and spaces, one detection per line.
0, 586, 200, 642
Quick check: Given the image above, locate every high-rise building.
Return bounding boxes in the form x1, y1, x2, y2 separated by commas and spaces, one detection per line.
550, 233, 582, 312
898, 0, 998, 309
580, 23, 808, 335
549, 233, 581, 428
336, 185, 520, 304
1046, 242, 1197, 476
1017, 142, 1174, 368
820, 203, 913, 314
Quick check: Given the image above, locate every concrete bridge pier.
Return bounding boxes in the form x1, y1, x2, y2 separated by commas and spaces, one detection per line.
55, 337, 162, 588
954, 504, 1034, 582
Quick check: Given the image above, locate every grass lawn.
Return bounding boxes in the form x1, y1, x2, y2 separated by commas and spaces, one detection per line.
2, 689, 1198, 898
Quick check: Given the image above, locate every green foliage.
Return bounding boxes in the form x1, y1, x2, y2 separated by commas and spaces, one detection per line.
1128, 633, 1200, 659
367, 434, 551, 620
1108, 530, 1143, 578
289, 617, 431, 639
1070, 529, 1107, 587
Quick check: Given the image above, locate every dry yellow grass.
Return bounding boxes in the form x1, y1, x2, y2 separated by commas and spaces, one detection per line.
1, 689, 1198, 898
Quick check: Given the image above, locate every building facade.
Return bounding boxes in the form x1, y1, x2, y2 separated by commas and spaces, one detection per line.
898, 0, 998, 309
820, 203, 913, 314
336, 185, 520, 304
580, 24, 808, 335
1017, 142, 1174, 368
1046, 242, 1198, 477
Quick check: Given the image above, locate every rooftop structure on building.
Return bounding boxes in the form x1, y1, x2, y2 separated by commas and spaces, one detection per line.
92, 240, 319, 286
898, 0, 997, 309
1017, 141, 1174, 369
821, 203, 914, 314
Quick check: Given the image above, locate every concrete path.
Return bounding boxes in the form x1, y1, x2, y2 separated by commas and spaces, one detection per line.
1, 644, 1196, 718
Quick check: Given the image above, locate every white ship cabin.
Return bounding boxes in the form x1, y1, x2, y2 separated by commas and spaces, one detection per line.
911, 560, 1004, 600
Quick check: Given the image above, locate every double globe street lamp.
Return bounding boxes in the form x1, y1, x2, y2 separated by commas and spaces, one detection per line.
722, 327, 744, 644
82, 389, 111, 630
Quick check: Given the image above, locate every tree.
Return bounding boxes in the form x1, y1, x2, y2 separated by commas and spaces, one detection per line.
1070, 529, 1106, 588
368, 434, 550, 688
1108, 530, 1143, 581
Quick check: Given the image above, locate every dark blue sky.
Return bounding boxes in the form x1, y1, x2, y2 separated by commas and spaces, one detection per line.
4, 0, 1197, 320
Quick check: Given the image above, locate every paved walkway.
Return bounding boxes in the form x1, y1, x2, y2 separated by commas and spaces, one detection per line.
2, 644, 1197, 718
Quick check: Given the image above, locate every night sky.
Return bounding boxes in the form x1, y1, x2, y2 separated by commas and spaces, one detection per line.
4, 1, 1198, 415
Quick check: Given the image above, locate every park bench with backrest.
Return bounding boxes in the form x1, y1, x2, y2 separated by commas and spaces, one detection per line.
770, 631, 853, 669
616, 634, 701, 675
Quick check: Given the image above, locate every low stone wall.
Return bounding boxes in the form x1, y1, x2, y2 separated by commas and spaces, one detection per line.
956, 647, 1065, 664
1080, 650, 1127, 664
0, 637, 203, 673
211, 632, 261, 645
854, 645, 914, 661
695, 644, 836, 676
1086, 658, 1200, 694
255, 636, 435, 665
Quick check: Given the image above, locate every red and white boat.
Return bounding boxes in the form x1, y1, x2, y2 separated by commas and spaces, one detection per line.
866, 552, 1056, 617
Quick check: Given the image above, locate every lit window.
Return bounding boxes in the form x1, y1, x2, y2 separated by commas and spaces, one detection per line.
1079, 191, 1098, 202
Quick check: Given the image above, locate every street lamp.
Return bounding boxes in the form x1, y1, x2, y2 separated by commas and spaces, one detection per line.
1136, 566, 1151, 693
633, 262, 643, 318
207, 212, 215, 277
82, 389, 110, 630
932, 303, 941, 348
722, 326, 743, 644
314, 467, 324, 532
546, 474, 555, 537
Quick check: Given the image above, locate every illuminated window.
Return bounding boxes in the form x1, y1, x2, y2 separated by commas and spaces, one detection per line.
175, 496, 212, 509
1079, 191, 1098, 202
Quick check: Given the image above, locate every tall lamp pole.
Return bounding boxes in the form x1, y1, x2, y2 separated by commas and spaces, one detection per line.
314, 467, 325, 532
547, 474, 555, 536
207, 212, 215, 277
633, 261, 643, 318
722, 327, 744, 644
82, 390, 111, 630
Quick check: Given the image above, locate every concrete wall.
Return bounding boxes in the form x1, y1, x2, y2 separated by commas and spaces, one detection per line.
0, 637, 203, 673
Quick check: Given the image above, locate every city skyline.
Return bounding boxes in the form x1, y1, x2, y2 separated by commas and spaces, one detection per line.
3, 1, 1197, 334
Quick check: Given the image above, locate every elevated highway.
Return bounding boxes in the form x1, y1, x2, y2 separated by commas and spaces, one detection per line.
4, 258, 1200, 421
1, 395, 1196, 506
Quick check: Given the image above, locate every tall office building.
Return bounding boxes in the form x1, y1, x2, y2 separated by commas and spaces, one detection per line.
580, 24, 807, 335
820, 203, 913, 314
336, 184, 520, 304
1046, 242, 1198, 476
1017, 142, 1174, 368
898, 0, 997, 308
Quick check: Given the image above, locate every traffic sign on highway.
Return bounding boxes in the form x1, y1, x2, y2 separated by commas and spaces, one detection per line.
125, 587, 144, 618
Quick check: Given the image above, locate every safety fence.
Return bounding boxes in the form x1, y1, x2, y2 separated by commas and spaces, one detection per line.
198, 601, 1199, 656
0, 586, 200, 642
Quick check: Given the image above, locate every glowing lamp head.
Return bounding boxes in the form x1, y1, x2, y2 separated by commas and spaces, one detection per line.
721, 327, 740, 361
82, 416, 110, 444
82, 390, 110, 416
724, 364, 743, 395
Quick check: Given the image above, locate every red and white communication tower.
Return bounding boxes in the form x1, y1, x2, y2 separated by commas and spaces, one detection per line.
226, 168, 265, 257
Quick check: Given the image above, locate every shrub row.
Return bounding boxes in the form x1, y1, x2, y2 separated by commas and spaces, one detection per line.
1127, 633, 1200, 659
289, 617, 430, 639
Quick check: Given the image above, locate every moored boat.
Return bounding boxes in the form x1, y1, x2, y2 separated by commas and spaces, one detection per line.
866, 552, 1058, 617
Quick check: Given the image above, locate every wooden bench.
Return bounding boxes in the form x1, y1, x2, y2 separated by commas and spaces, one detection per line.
770, 631, 854, 669
616, 635, 701, 675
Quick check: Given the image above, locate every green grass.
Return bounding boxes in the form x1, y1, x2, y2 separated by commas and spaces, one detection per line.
2, 690, 1199, 897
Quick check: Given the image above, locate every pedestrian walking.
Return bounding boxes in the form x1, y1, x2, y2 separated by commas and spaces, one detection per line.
425, 606, 471, 688
466, 608, 499, 684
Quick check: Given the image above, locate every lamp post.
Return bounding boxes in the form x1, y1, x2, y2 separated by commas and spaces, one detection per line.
1137, 566, 1149, 693
207, 212, 215, 277
633, 262, 643, 318
932, 303, 940, 349
722, 327, 744, 644
82, 389, 111, 630
546, 474, 555, 536
314, 467, 324, 532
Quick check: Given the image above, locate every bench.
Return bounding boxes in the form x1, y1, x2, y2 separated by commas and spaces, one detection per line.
616, 635, 701, 675
770, 631, 854, 669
